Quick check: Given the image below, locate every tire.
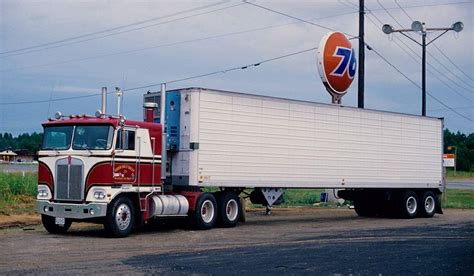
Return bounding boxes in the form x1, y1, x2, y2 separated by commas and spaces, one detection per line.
418, 191, 437, 218
217, 191, 241, 228
192, 193, 217, 230
353, 200, 377, 217
104, 196, 135, 238
398, 190, 419, 218
41, 214, 72, 234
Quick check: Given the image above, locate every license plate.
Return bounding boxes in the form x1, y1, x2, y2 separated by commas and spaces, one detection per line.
55, 217, 65, 225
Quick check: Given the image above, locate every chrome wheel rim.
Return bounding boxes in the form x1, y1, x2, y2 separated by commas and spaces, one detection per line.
201, 199, 214, 224
226, 199, 239, 222
406, 196, 417, 215
424, 196, 435, 214
115, 203, 131, 231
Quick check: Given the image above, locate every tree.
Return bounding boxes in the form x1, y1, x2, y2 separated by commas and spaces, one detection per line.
444, 129, 473, 172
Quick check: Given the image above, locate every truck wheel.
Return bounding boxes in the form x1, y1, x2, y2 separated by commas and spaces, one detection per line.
41, 215, 72, 234
104, 196, 135, 238
418, 191, 436, 218
353, 200, 376, 217
192, 193, 217, 230
398, 190, 419, 218
217, 191, 241, 228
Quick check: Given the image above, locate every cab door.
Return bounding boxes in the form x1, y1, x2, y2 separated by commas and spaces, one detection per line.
113, 127, 138, 184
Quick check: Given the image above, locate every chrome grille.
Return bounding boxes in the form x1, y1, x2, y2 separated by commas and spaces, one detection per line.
55, 158, 84, 201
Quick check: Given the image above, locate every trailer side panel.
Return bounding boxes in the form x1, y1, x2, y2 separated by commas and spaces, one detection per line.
187, 89, 442, 189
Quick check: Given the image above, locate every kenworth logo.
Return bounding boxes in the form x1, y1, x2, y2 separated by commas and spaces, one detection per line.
317, 32, 357, 95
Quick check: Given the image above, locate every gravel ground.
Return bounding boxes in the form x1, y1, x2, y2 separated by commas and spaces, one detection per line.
0, 208, 473, 275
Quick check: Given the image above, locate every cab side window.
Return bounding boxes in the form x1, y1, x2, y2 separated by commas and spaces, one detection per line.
116, 130, 135, 150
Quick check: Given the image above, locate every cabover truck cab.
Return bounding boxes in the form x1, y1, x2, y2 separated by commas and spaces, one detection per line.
36, 111, 241, 238
37, 86, 444, 237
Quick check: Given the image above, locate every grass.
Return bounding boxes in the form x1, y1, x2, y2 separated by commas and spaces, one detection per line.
280, 189, 326, 207
442, 189, 474, 209
445, 169, 474, 180
0, 172, 472, 216
0, 172, 37, 215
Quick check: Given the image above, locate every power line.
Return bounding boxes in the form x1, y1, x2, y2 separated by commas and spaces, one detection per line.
367, 1, 471, 11
0, 2, 243, 59
431, 43, 474, 82
377, 0, 410, 30
367, 9, 473, 98
393, 0, 474, 83
125, 47, 318, 90
337, 0, 358, 10
0, 1, 229, 56
367, 45, 472, 122
370, 6, 473, 94
1, 11, 357, 73
431, 44, 474, 82
394, 0, 414, 21
390, 32, 472, 101
243, 1, 357, 38
0, 47, 317, 105
243, 0, 471, 121
429, 105, 473, 112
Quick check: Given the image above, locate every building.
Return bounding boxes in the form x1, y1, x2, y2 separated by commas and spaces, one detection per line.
0, 150, 17, 162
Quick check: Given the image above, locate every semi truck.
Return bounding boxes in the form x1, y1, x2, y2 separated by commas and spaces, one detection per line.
36, 86, 444, 237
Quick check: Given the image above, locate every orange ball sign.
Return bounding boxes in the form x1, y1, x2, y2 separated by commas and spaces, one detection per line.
317, 32, 357, 96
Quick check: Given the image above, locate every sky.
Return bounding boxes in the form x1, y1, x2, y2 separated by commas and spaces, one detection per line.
0, 0, 473, 136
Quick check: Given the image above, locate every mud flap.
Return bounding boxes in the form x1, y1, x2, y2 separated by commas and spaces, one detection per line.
436, 194, 443, 214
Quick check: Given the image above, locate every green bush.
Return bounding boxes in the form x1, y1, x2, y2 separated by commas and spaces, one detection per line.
0, 172, 37, 201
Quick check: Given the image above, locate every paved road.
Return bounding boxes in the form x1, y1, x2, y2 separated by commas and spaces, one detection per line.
447, 181, 474, 190
0, 208, 473, 275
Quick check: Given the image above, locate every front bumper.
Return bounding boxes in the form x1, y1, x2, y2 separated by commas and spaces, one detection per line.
36, 200, 108, 219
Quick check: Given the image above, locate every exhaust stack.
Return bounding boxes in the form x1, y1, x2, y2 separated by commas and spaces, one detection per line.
101, 87, 107, 114
115, 87, 123, 116
160, 83, 167, 181
143, 102, 157, 123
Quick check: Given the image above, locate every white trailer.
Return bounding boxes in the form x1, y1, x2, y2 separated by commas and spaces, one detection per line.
34, 86, 445, 238
146, 87, 444, 218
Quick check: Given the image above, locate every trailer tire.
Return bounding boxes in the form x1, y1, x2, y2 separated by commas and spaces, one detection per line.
192, 193, 217, 230
217, 191, 241, 228
398, 190, 419, 218
104, 196, 135, 238
418, 191, 436, 218
41, 215, 72, 234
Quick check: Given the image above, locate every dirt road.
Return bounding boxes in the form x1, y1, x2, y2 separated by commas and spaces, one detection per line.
0, 208, 473, 274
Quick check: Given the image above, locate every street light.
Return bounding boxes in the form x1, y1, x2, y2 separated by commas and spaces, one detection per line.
447, 145, 457, 176
382, 21, 464, 116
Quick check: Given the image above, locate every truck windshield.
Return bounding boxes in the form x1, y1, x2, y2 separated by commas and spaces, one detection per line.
72, 125, 114, 150
42, 126, 74, 150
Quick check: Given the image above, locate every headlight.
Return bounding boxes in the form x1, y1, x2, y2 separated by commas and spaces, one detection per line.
37, 188, 49, 198
93, 190, 106, 200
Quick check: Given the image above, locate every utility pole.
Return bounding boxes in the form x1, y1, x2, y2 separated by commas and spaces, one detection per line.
358, 0, 365, 108
421, 29, 426, 116
382, 21, 464, 116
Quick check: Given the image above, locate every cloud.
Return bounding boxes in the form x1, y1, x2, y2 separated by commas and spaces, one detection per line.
0, 0, 472, 135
